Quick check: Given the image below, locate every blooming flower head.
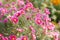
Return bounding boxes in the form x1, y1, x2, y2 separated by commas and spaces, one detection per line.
35, 18, 42, 25
1, 8, 7, 15
11, 2, 16, 5
0, 2, 3, 6
44, 8, 50, 15
24, 2, 33, 10
20, 10, 25, 15
35, 13, 43, 25
2, 37, 8, 40
14, 11, 21, 17
47, 22, 55, 30
53, 32, 59, 40
14, 10, 25, 17
32, 8, 40, 12
4, 4, 10, 8
3, 18, 8, 23
9, 35, 16, 40
16, 38, 21, 40
0, 34, 3, 40
26, 2, 33, 8
49, 31, 59, 40
21, 36, 28, 40
17, 0, 25, 6
10, 16, 19, 24
11, 6, 17, 11
42, 14, 51, 22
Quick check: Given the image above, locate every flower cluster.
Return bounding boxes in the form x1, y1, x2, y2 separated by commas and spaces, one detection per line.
0, 0, 60, 40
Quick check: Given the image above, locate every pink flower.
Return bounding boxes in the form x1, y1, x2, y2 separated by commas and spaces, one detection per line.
16, 38, 21, 40
35, 13, 45, 26
1, 8, 7, 15
19, 10, 25, 15
10, 16, 19, 24
0, 33, 3, 37
14, 11, 21, 17
49, 32, 59, 40
11, 2, 16, 5
32, 8, 40, 12
47, 22, 55, 30
2, 37, 8, 40
35, 15, 43, 25
17, 0, 25, 6
44, 8, 50, 15
0, 34, 8, 40
26, 2, 33, 8
24, 2, 33, 10
11, 6, 17, 11
35, 18, 42, 25
14, 10, 25, 17
21, 36, 28, 40
3, 18, 8, 23
4, 4, 10, 8
47, 31, 59, 40
29, 26, 36, 33
36, 13, 42, 17
42, 14, 51, 22
0, 2, 3, 6
16, 28, 24, 32
53, 32, 59, 40
9, 35, 16, 40
31, 33, 36, 40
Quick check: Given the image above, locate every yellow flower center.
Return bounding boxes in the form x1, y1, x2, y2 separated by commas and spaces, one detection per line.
23, 37, 27, 40
12, 38, 15, 40
14, 19, 17, 22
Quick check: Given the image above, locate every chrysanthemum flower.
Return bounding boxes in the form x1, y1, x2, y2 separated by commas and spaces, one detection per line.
24, 2, 33, 10
20, 10, 25, 15
2, 37, 8, 40
3, 18, 8, 23
44, 8, 50, 15
47, 22, 55, 30
14, 10, 25, 17
14, 11, 21, 17
1, 8, 7, 14
26, 2, 33, 8
48, 32, 59, 40
17, 0, 25, 6
53, 32, 59, 40
10, 16, 19, 24
35, 13, 43, 25
21, 36, 28, 40
9, 35, 16, 40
